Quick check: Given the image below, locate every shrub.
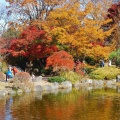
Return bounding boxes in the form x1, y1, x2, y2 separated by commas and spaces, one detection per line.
109, 49, 120, 66
60, 71, 82, 84
0, 72, 6, 81
46, 50, 75, 73
89, 66, 120, 80
14, 72, 31, 82
85, 65, 96, 74
13, 72, 34, 92
2, 62, 8, 73
48, 76, 66, 83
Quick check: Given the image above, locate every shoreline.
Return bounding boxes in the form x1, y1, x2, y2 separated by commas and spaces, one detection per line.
0, 76, 119, 98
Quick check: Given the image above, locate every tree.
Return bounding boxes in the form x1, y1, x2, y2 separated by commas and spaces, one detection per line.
0, 3, 11, 35
45, 1, 114, 61
109, 49, 120, 66
5, 0, 66, 30
0, 37, 7, 60
2, 28, 20, 40
8, 26, 58, 60
107, 2, 120, 49
46, 50, 75, 72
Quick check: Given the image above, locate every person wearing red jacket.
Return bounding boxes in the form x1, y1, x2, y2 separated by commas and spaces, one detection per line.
12, 67, 18, 75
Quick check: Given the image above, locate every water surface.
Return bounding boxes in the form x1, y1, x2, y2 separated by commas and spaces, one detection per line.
0, 86, 120, 120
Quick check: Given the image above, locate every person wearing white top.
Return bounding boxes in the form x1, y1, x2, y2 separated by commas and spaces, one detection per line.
108, 60, 112, 66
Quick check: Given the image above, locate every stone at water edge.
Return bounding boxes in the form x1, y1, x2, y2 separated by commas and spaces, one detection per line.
0, 90, 6, 96
60, 81, 72, 89
32, 76, 43, 82
116, 75, 120, 82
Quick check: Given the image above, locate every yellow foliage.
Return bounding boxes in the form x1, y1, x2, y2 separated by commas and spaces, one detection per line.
44, 1, 114, 61
89, 45, 112, 60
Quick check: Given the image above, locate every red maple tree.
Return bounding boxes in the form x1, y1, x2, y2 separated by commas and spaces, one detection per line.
46, 50, 75, 72
8, 26, 58, 60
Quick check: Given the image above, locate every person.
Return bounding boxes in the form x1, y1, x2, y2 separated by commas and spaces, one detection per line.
6, 68, 13, 81
8, 65, 12, 72
31, 73, 35, 81
12, 66, 18, 75
100, 59, 104, 67
101, 60, 105, 67
108, 60, 112, 66
102, 60, 105, 67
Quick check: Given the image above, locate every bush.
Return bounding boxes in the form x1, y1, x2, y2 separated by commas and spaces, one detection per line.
48, 76, 66, 83
60, 71, 82, 84
89, 66, 120, 80
14, 72, 31, 82
2, 62, 8, 73
13, 72, 34, 92
85, 65, 96, 74
109, 49, 120, 66
0, 72, 6, 81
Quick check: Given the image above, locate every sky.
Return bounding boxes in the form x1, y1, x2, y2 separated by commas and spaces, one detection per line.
0, 0, 8, 5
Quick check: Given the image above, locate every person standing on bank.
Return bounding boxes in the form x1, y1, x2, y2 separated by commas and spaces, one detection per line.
101, 60, 105, 67
6, 68, 13, 81
108, 60, 112, 66
12, 66, 18, 75
100, 59, 105, 67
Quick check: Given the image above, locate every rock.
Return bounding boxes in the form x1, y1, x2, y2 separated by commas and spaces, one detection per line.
52, 82, 59, 89
116, 75, 120, 82
73, 81, 81, 87
59, 81, 72, 89
86, 79, 93, 84
59, 87, 72, 93
25, 88, 31, 93
112, 79, 116, 83
34, 85, 43, 92
92, 80, 100, 86
98, 80, 104, 86
43, 85, 53, 91
105, 80, 116, 88
0, 90, 7, 96
33, 76, 43, 82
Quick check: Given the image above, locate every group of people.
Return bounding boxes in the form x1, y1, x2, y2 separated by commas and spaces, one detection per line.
6, 65, 18, 81
100, 59, 112, 67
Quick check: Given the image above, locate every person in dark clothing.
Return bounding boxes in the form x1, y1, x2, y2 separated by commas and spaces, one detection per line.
100, 60, 105, 67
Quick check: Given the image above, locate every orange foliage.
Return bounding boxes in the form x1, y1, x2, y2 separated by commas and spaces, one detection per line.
75, 61, 85, 76
46, 50, 75, 71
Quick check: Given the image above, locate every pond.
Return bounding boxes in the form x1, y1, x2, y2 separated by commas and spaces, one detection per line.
1, 86, 120, 120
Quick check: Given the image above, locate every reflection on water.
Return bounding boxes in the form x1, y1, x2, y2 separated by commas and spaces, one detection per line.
1, 86, 120, 120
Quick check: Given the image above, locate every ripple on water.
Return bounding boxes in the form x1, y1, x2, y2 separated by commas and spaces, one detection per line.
1, 88, 120, 120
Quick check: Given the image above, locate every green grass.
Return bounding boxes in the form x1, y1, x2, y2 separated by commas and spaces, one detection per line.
60, 71, 82, 84
48, 76, 66, 83
89, 66, 120, 80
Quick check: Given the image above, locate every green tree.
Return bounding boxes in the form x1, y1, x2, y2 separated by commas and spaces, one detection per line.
109, 49, 120, 66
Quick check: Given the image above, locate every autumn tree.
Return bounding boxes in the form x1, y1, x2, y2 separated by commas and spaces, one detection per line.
8, 26, 58, 59
107, 2, 120, 49
5, 26, 58, 72
46, 50, 75, 72
45, 1, 114, 61
0, 37, 7, 60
